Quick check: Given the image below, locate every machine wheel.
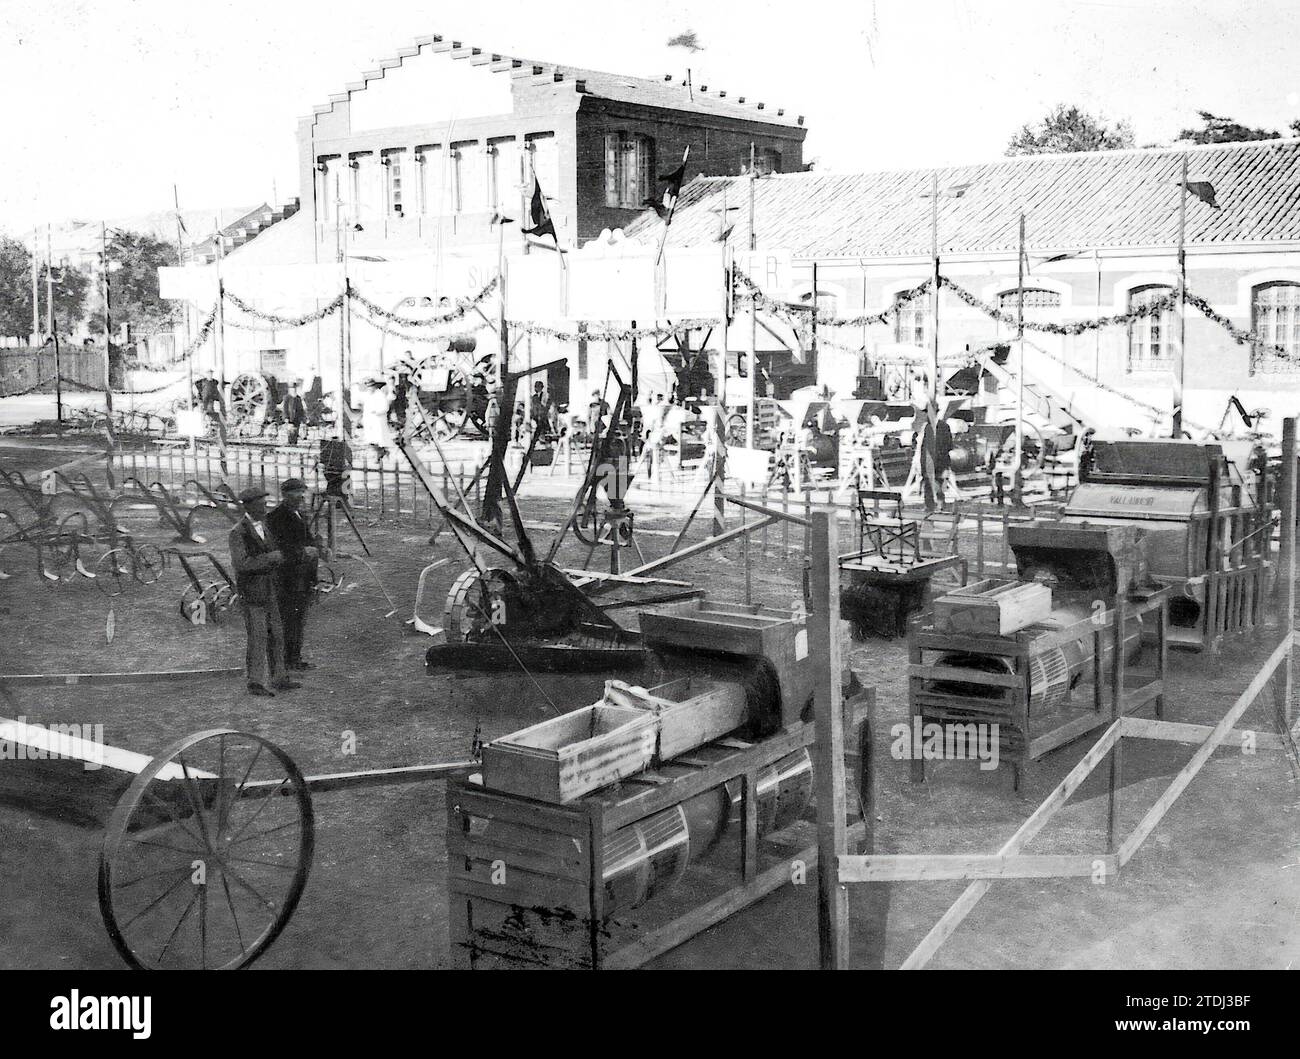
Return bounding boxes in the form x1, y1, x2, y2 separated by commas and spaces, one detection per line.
443, 566, 510, 641
39, 515, 83, 583
726, 413, 748, 446
131, 543, 166, 585
98, 729, 315, 970
229, 373, 270, 424
94, 547, 135, 597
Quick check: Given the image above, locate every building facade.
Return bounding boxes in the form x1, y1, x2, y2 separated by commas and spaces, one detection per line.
629, 138, 1300, 434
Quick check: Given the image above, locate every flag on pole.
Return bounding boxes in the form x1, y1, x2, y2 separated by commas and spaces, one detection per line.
1183, 180, 1218, 208
521, 175, 555, 240
652, 146, 691, 264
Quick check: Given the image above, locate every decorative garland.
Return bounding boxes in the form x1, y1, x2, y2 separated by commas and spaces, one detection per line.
734, 272, 933, 328
350, 275, 499, 327
937, 277, 1179, 335
1184, 291, 1293, 363
222, 290, 346, 328
351, 311, 495, 346
507, 318, 724, 342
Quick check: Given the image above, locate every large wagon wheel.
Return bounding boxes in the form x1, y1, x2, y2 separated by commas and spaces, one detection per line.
229, 373, 270, 425
99, 729, 315, 970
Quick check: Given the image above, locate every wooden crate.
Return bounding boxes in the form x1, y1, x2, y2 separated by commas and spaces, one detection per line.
932, 578, 1051, 636
447, 719, 869, 970
605, 676, 750, 761
480, 703, 657, 804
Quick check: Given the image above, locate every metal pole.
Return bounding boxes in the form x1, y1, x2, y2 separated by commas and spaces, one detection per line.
47, 225, 62, 423
1281, 417, 1297, 728
335, 173, 346, 440
1173, 154, 1188, 438
31, 229, 40, 343
930, 170, 940, 406
101, 224, 114, 423
1013, 212, 1026, 506
748, 152, 757, 448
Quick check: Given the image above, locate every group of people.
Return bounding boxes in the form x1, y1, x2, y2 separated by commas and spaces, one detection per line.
229, 478, 329, 697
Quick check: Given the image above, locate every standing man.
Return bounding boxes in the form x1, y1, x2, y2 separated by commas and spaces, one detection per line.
229, 487, 300, 697
268, 478, 326, 671
284, 382, 307, 445
200, 368, 228, 446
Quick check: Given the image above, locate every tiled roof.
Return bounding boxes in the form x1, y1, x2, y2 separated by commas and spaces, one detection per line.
307, 33, 803, 129
624, 138, 1300, 257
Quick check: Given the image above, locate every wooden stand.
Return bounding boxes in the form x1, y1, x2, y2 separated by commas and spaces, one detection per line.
446, 717, 865, 970
907, 589, 1169, 790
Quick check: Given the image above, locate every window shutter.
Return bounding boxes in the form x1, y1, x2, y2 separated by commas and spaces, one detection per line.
604, 133, 620, 207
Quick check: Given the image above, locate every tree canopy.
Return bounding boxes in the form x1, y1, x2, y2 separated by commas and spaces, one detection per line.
1006, 104, 1135, 156
1175, 111, 1300, 144
88, 229, 179, 337
0, 235, 34, 339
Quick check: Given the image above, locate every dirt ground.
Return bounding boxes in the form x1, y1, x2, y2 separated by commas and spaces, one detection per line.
1, 434, 1298, 970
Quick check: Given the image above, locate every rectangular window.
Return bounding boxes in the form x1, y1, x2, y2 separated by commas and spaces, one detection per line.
753, 147, 782, 176
348, 151, 374, 217
894, 302, 928, 349
1252, 282, 1300, 373
603, 132, 655, 208
451, 140, 483, 213
487, 137, 518, 213
381, 148, 406, 215
1127, 285, 1173, 371
415, 144, 444, 216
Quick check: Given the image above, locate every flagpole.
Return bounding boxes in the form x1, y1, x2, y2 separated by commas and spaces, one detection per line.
1013, 211, 1026, 508
929, 170, 940, 408
1173, 153, 1188, 438
655, 145, 690, 266
748, 148, 757, 448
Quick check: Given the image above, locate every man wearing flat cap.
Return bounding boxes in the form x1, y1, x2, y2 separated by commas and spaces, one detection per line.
267, 478, 327, 671
229, 486, 300, 697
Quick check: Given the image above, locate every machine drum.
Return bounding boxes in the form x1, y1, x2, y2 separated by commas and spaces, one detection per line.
602, 805, 692, 911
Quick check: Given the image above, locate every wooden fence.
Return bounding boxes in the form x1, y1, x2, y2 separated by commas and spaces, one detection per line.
1, 346, 105, 395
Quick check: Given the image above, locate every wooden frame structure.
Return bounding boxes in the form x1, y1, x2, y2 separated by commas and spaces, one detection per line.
814, 417, 1300, 970
908, 588, 1169, 790
446, 718, 866, 970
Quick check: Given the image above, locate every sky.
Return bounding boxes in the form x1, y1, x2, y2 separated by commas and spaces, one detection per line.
2, 0, 1298, 236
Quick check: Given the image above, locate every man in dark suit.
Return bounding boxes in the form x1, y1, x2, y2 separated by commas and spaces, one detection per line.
284, 382, 307, 445
267, 478, 326, 671
229, 487, 301, 697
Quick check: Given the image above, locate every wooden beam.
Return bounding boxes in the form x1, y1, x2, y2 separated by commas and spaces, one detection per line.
898, 718, 1124, 970
621, 517, 776, 579
1117, 632, 1292, 866
723, 492, 811, 527
0, 667, 242, 686
810, 511, 850, 969
1121, 716, 1289, 752
1280, 417, 1296, 728
838, 853, 1116, 883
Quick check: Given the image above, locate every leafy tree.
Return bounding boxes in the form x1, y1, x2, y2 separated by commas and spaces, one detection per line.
0, 235, 35, 339
1006, 104, 1135, 156
88, 229, 180, 338
38, 261, 90, 339
1176, 111, 1284, 145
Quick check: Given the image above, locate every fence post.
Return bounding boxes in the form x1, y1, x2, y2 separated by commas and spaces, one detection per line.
809, 510, 849, 969
742, 482, 751, 605
1280, 418, 1296, 727
976, 507, 985, 577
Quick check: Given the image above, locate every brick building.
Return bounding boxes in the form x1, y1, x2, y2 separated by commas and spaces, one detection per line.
180, 32, 805, 397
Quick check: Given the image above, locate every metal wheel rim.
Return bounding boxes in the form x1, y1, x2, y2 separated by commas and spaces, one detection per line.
98, 729, 315, 971
132, 544, 166, 585
94, 548, 133, 597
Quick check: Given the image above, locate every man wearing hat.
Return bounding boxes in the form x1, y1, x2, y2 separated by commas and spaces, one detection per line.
267, 477, 326, 671
229, 486, 300, 697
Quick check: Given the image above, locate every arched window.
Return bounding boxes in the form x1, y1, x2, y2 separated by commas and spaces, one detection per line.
1252, 281, 1300, 373
894, 299, 927, 348
996, 288, 1061, 314
1127, 284, 1174, 371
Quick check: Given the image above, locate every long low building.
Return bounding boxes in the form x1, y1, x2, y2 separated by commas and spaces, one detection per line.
627, 137, 1300, 433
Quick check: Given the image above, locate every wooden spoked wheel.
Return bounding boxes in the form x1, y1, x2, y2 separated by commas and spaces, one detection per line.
443, 566, 505, 641
229, 373, 270, 424
99, 729, 315, 970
